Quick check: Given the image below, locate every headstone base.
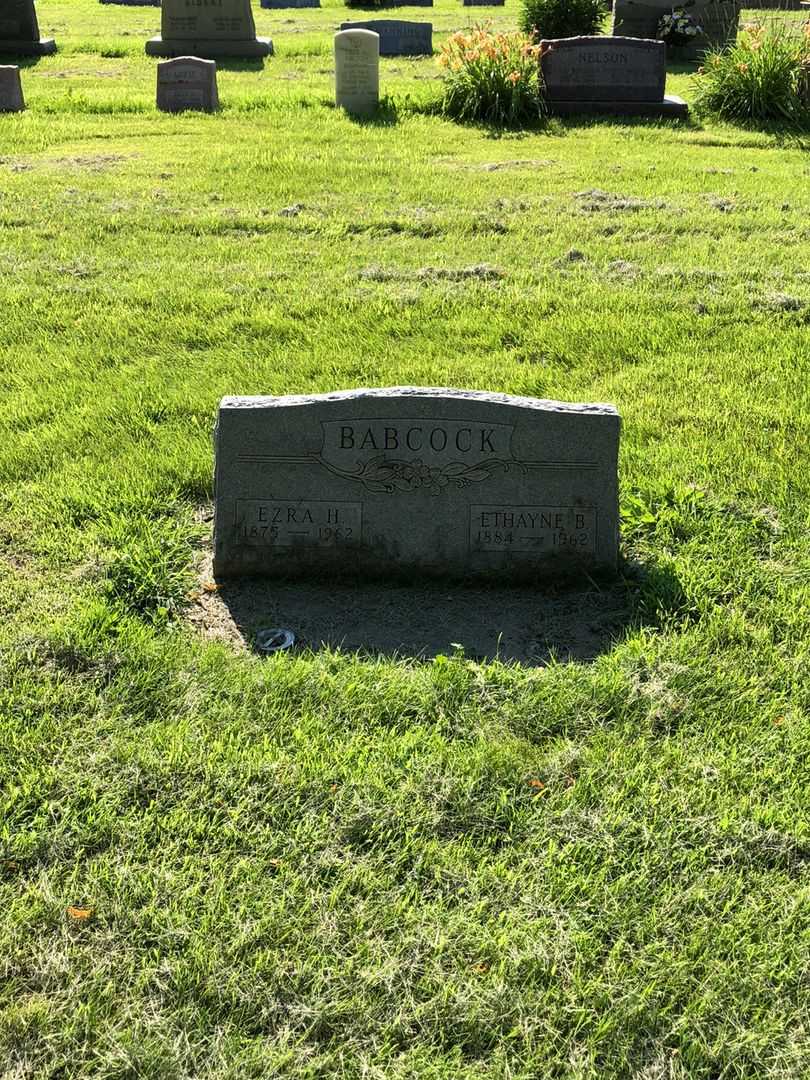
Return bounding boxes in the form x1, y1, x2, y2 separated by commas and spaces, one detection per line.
0, 39, 56, 56
146, 36, 273, 57
547, 94, 688, 118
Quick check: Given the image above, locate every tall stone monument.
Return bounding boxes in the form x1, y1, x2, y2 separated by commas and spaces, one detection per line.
334, 28, 379, 117
0, 0, 56, 56
146, 0, 272, 59
213, 388, 621, 582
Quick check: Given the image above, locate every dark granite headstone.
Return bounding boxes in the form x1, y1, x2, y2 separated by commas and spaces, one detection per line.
146, 0, 272, 58
0, 0, 56, 56
339, 19, 431, 56
0, 64, 24, 110
612, 0, 741, 59
261, 0, 320, 8
213, 388, 620, 583
540, 36, 687, 116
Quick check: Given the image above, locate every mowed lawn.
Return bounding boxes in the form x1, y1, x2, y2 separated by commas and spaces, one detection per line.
1, 0, 810, 1076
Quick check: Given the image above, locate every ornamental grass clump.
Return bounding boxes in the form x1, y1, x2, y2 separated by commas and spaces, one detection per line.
519, 0, 606, 41
438, 27, 545, 126
694, 20, 810, 125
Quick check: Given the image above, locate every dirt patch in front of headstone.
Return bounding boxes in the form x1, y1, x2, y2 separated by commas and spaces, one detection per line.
187, 554, 631, 666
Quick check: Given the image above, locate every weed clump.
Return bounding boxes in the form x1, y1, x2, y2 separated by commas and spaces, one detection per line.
694, 21, 810, 126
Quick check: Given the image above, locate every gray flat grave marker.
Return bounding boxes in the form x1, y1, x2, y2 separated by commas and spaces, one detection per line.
334, 28, 379, 115
156, 56, 219, 111
0, 64, 24, 110
146, 0, 272, 58
612, 0, 741, 58
541, 36, 688, 116
261, 0, 320, 8
340, 19, 431, 56
213, 388, 620, 582
0, 0, 56, 56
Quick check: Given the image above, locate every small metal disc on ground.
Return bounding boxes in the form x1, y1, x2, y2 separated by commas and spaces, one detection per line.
255, 628, 296, 654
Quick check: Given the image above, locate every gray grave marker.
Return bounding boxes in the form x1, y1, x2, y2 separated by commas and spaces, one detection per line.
156, 56, 219, 112
612, 0, 741, 58
261, 0, 320, 8
334, 28, 379, 115
0, 64, 23, 110
339, 19, 431, 56
146, 0, 272, 58
0, 0, 56, 56
213, 388, 620, 582
540, 36, 687, 116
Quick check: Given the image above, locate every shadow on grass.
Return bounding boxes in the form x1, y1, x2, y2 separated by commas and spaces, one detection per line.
199, 557, 687, 665
211, 57, 267, 73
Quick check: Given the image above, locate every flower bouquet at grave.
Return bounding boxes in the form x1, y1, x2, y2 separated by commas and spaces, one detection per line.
657, 5, 703, 48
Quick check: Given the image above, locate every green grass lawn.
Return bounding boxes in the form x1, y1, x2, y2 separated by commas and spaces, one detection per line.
2, 0, 810, 1076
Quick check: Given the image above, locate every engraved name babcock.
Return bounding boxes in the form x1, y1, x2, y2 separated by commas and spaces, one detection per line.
323, 419, 514, 464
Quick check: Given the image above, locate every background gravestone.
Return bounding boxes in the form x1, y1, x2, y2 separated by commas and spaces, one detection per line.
156, 56, 219, 111
0, 64, 24, 110
339, 20, 431, 57
612, 0, 742, 59
0, 0, 56, 56
334, 28, 379, 116
541, 36, 687, 117
213, 388, 620, 582
146, 0, 272, 58
261, 0, 320, 8
463, 0, 505, 6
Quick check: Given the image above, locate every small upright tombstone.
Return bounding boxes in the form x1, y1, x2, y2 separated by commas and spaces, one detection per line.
335, 28, 379, 117
339, 20, 432, 57
146, 0, 272, 58
0, 65, 24, 111
212, 387, 620, 582
0, 0, 56, 56
156, 56, 219, 112
540, 36, 688, 117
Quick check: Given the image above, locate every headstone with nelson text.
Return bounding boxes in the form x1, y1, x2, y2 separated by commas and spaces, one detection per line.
540, 36, 687, 116
146, 0, 272, 58
0, 0, 56, 56
156, 56, 219, 111
213, 388, 620, 582
339, 19, 431, 57
334, 28, 379, 116
0, 65, 24, 110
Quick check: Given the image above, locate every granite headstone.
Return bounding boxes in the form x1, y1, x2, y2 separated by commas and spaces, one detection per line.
0, 64, 23, 110
213, 388, 620, 582
463, 0, 505, 6
261, 0, 320, 8
146, 0, 272, 58
334, 28, 379, 115
339, 19, 431, 56
0, 0, 56, 56
156, 56, 219, 111
612, 0, 741, 58
540, 36, 687, 116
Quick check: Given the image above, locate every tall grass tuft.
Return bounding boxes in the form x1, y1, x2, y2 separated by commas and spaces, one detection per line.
438, 26, 546, 127
694, 20, 810, 125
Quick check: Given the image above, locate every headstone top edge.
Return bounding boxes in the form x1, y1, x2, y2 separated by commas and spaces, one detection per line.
541, 34, 664, 49
335, 28, 382, 38
158, 54, 218, 65
218, 388, 620, 417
